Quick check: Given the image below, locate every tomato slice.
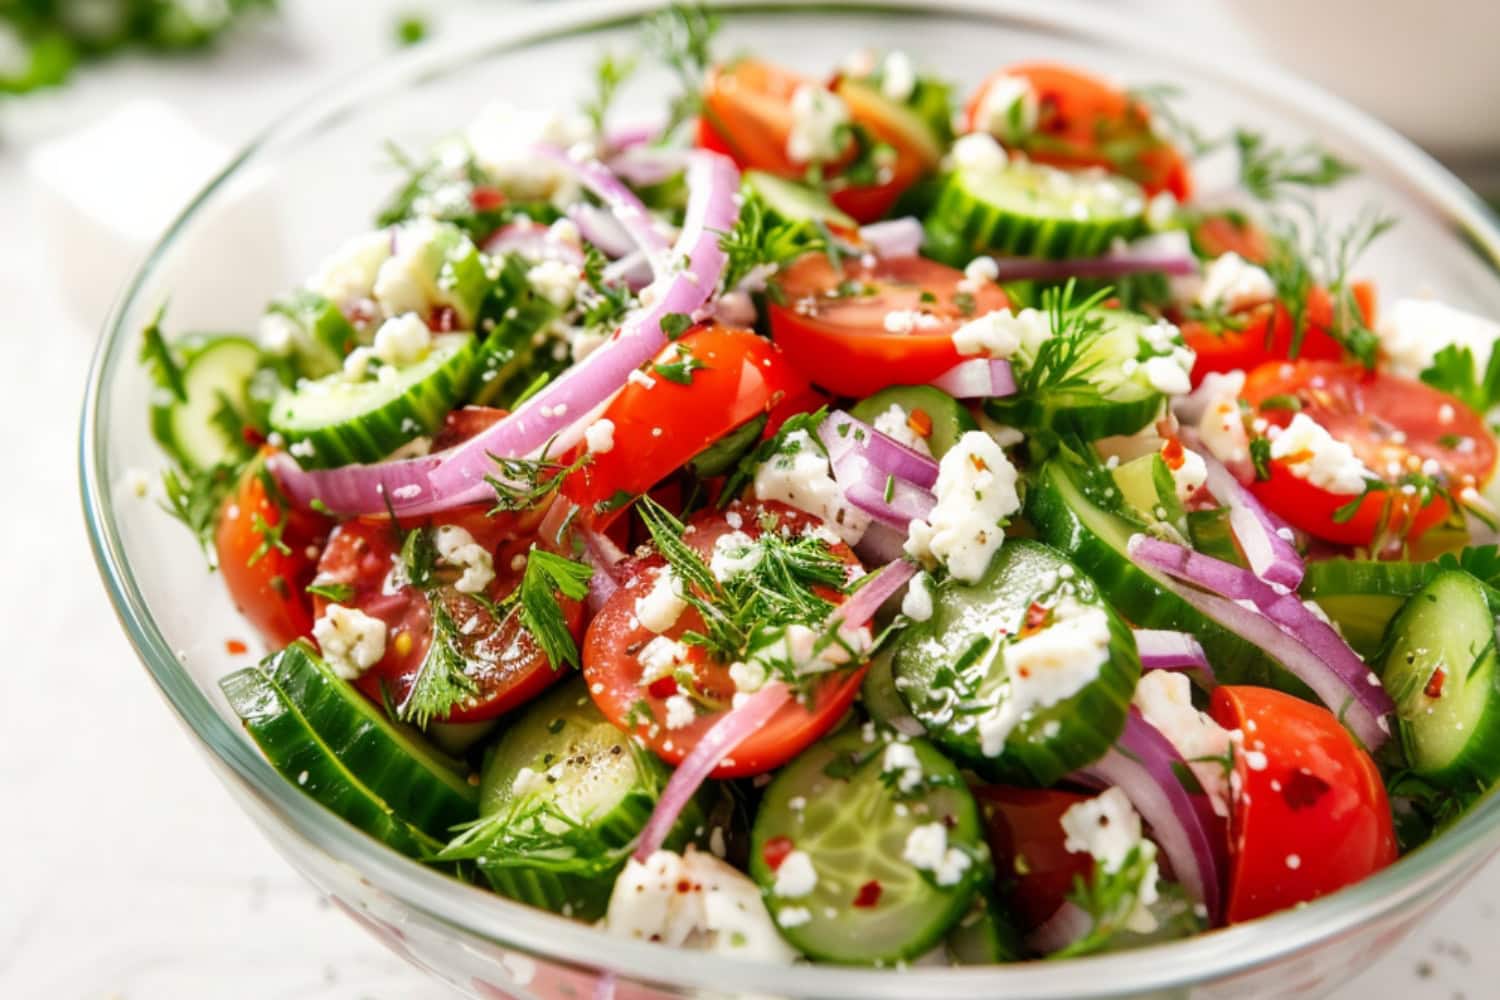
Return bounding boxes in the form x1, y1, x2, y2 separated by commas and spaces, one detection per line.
973, 785, 1095, 931
312, 507, 583, 724
965, 62, 1192, 199
1241, 360, 1496, 545
698, 58, 936, 223
1192, 213, 1271, 264
216, 456, 329, 649
1182, 283, 1378, 382
561, 325, 808, 525
581, 501, 866, 777
1209, 687, 1397, 924
767, 254, 1011, 397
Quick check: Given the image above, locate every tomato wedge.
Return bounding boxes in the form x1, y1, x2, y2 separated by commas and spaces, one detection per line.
1241, 360, 1496, 545
965, 62, 1192, 199
767, 253, 1011, 397
1182, 284, 1377, 382
216, 456, 329, 650
561, 325, 808, 525
312, 507, 583, 724
1209, 687, 1397, 924
582, 501, 866, 777
973, 785, 1095, 931
698, 58, 936, 223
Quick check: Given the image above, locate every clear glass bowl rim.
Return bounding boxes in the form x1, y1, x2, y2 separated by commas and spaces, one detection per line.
79, 1, 1500, 996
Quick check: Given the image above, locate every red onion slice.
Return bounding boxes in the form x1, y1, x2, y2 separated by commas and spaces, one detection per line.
929, 358, 1016, 399
819, 410, 939, 489
838, 455, 937, 529
985, 251, 1198, 283
1134, 629, 1214, 682
1076, 709, 1225, 922
1201, 456, 1303, 590
859, 217, 924, 259
482, 221, 585, 266
533, 144, 671, 259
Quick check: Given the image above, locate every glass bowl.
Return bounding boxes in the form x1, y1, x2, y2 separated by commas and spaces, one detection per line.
80, 1, 1500, 997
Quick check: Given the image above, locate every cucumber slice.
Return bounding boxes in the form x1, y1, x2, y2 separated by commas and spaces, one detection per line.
946, 890, 1025, 964
749, 728, 986, 965
688, 414, 767, 478
985, 308, 1173, 441
469, 253, 565, 408
270, 332, 477, 468
890, 538, 1139, 785
450, 679, 700, 920
1381, 571, 1500, 785
265, 290, 358, 378
1111, 452, 1186, 537
743, 170, 856, 229
264, 643, 477, 840
148, 335, 262, 470
384, 221, 492, 329
1028, 457, 1305, 692
220, 667, 443, 860
1300, 559, 1461, 659
860, 646, 926, 737
849, 385, 976, 460
924, 161, 1145, 265
1186, 507, 1245, 568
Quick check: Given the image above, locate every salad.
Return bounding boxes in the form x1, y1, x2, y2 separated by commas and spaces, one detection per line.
137, 6, 1500, 968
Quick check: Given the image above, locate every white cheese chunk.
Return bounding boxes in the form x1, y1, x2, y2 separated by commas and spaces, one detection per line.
371, 312, 433, 368
772, 850, 819, 898
871, 403, 933, 457
1268, 412, 1373, 495
1378, 297, 1500, 381
1132, 671, 1235, 817
950, 308, 1046, 359
904, 431, 1020, 583
637, 635, 693, 684
786, 85, 850, 164
664, 693, 697, 730
312, 604, 388, 680
880, 51, 917, 102
753, 429, 871, 544
308, 230, 392, 306
881, 742, 925, 794
466, 102, 596, 205
433, 524, 495, 594
584, 418, 616, 454
708, 530, 763, 582
902, 822, 972, 886
900, 571, 934, 622
973, 74, 1038, 143
634, 568, 688, 634
950, 132, 1008, 174
1197, 252, 1275, 312
1060, 787, 1160, 933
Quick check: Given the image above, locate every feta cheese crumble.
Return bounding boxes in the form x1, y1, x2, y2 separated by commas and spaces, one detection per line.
973, 74, 1038, 143
786, 85, 850, 164
1163, 441, 1208, 503
1059, 787, 1160, 933
584, 417, 616, 454
950, 307, 1046, 359
1132, 671, 1235, 817
664, 693, 696, 730
307, 230, 391, 306
904, 431, 1020, 583
709, 530, 764, 582
312, 604, 388, 680
880, 50, 917, 102
901, 571, 935, 622
753, 429, 871, 545
772, 850, 819, 898
371, 312, 433, 368
1197, 253, 1275, 312
871, 403, 933, 457
526, 257, 582, 308
638, 635, 693, 683
1378, 297, 1500, 381
466, 102, 596, 204
902, 822, 972, 886
635, 567, 688, 634
433, 524, 496, 594
882, 742, 925, 793
1269, 412, 1374, 495
950, 132, 1008, 174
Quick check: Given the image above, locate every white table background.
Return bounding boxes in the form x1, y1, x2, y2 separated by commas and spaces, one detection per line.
1, 2, 1495, 997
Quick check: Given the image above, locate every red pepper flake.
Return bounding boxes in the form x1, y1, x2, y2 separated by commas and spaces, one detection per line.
907, 408, 933, 439
1424, 667, 1447, 700
429, 305, 459, 333
1161, 436, 1186, 471
970, 453, 989, 473
1021, 601, 1051, 637
225, 639, 248, 655
241, 426, 266, 447
471, 186, 506, 212
647, 676, 678, 699
852, 880, 883, 908
761, 835, 794, 872
676, 879, 693, 894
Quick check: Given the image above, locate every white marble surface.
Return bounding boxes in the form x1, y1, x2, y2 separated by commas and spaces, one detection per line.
1, 2, 1496, 997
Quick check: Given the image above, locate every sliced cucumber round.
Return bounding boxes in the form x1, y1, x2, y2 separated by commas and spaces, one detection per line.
1381, 570, 1500, 786
849, 385, 976, 460
149, 335, 262, 470
270, 332, 477, 468
750, 728, 986, 965
1300, 558, 1460, 660
985, 308, 1172, 441
470, 254, 565, 408
924, 161, 1145, 265
220, 667, 443, 860
743, 170, 856, 229
265, 289, 358, 379
264, 642, 477, 840
460, 679, 701, 920
1028, 456, 1307, 693
1186, 507, 1245, 569
890, 538, 1139, 785
860, 646, 926, 738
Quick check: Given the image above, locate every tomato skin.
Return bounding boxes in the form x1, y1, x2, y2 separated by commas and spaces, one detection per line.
1192, 214, 1271, 264
582, 501, 866, 777
561, 326, 809, 526
1183, 283, 1378, 382
973, 785, 1095, 931
1240, 360, 1496, 546
965, 62, 1192, 199
768, 254, 1010, 397
312, 508, 582, 724
216, 458, 329, 650
1209, 687, 1397, 924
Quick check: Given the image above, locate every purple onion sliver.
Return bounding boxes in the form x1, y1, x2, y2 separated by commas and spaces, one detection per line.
858, 217, 924, 258
990, 252, 1198, 283
819, 410, 939, 489
567, 203, 637, 259
929, 358, 1016, 399
532, 143, 672, 257
837, 559, 918, 629
1202, 455, 1304, 590
1134, 628, 1215, 683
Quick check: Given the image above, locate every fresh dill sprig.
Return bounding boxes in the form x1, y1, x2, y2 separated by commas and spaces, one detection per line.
716, 192, 827, 295
401, 598, 480, 728
139, 303, 186, 403
306, 580, 355, 603
579, 244, 636, 331
484, 439, 592, 514
1049, 846, 1162, 959
161, 460, 242, 562
1234, 128, 1358, 205
1125, 83, 1223, 159
641, 3, 721, 141
509, 548, 593, 670
1018, 280, 1112, 395
1264, 208, 1394, 366
581, 49, 639, 135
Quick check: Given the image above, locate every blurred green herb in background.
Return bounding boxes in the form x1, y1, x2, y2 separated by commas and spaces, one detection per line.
0, 0, 275, 95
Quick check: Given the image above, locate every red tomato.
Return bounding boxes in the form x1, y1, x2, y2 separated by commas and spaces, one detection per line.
431, 405, 507, 450
697, 59, 937, 224
767, 254, 1011, 397
1241, 361, 1496, 545
581, 501, 866, 777
312, 507, 583, 724
965, 62, 1192, 199
561, 325, 808, 525
1183, 283, 1378, 381
1209, 687, 1397, 924
973, 785, 1095, 931
1192, 213, 1270, 264
216, 457, 329, 649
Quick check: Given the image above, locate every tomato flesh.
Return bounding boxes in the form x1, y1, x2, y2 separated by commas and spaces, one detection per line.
1241, 360, 1496, 545
973, 785, 1095, 931
581, 501, 866, 776
1183, 283, 1377, 382
768, 253, 1010, 397
1209, 687, 1397, 924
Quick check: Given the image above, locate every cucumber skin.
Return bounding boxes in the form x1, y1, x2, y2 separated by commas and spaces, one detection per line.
221, 668, 443, 861
1381, 571, 1500, 787
267, 290, 357, 378
849, 385, 976, 460
1028, 459, 1305, 694
749, 729, 987, 965
265, 643, 477, 840
1300, 559, 1500, 660
469, 254, 563, 408
148, 335, 262, 471
270, 333, 478, 468
946, 890, 1025, 964
891, 539, 1140, 787
743, 170, 856, 229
